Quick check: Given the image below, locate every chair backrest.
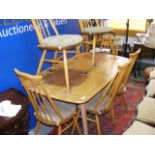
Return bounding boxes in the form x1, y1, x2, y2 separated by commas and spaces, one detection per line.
122, 49, 141, 89
14, 68, 64, 125
101, 38, 113, 48
79, 19, 100, 31
31, 19, 59, 46
100, 36, 114, 50
94, 60, 131, 111
111, 45, 119, 56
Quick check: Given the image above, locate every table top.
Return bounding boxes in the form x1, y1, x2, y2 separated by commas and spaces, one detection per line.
40, 53, 129, 104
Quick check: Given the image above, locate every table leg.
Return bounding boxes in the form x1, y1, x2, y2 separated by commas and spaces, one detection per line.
92, 34, 96, 67
79, 104, 88, 135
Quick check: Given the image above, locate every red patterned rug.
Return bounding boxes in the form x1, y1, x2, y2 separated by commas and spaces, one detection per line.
49, 78, 145, 135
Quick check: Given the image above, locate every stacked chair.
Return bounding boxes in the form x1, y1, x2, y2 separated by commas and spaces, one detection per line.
123, 63, 155, 135
79, 19, 117, 66
31, 19, 83, 93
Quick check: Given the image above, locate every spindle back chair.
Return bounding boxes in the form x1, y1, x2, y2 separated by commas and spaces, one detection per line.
14, 68, 81, 135
32, 19, 83, 93
85, 60, 131, 134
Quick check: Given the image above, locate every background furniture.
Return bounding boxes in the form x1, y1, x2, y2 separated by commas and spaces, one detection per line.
0, 89, 29, 135
133, 42, 155, 77
79, 19, 114, 66
144, 66, 155, 83
123, 60, 155, 135
134, 42, 155, 60
123, 120, 155, 135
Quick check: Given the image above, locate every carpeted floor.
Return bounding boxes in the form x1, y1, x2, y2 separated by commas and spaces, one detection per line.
49, 78, 145, 135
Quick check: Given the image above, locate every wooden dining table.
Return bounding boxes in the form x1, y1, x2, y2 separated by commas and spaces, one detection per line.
40, 52, 129, 134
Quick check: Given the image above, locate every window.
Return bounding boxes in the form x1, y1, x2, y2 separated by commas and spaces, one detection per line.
107, 19, 147, 36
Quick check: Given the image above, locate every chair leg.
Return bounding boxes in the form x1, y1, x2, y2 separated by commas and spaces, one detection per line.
58, 125, 62, 135
95, 114, 101, 135
92, 34, 97, 66
85, 44, 90, 52
73, 115, 82, 135
63, 50, 70, 93
71, 110, 80, 134
37, 50, 47, 75
111, 108, 117, 127
83, 35, 90, 52
120, 94, 128, 111
76, 45, 81, 60
52, 51, 58, 69
34, 121, 41, 135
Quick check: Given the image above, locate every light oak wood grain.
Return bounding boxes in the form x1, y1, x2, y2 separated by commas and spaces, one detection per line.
40, 53, 129, 104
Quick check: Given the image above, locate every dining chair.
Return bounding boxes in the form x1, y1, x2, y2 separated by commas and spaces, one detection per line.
117, 49, 141, 111
14, 68, 81, 135
31, 19, 83, 93
79, 19, 114, 66
84, 61, 131, 134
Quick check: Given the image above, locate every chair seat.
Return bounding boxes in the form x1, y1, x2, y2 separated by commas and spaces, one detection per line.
123, 121, 155, 135
150, 69, 155, 79
85, 89, 110, 114
146, 79, 155, 97
81, 26, 113, 35
136, 97, 155, 125
43, 34, 83, 49
36, 100, 76, 125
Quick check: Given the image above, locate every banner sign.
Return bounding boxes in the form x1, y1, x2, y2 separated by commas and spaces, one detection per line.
0, 19, 80, 129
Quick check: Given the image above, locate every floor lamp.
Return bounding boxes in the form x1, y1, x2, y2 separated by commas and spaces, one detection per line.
122, 19, 131, 57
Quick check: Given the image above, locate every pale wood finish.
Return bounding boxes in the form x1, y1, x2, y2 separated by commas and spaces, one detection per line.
111, 45, 119, 56
34, 121, 41, 134
39, 53, 129, 134
92, 34, 97, 66
63, 50, 70, 93
32, 19, 83, 93
78, 19, 117, 66
79, 104, 89, 134
79, 20, 105, 66
79, 19, 100, 31
85, 60, 131, 134
100, 38, 119, 56
40, 53, 129, 104
14, 69, 81, 135
117, 49, 141, 110
95, 115, 101, 134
